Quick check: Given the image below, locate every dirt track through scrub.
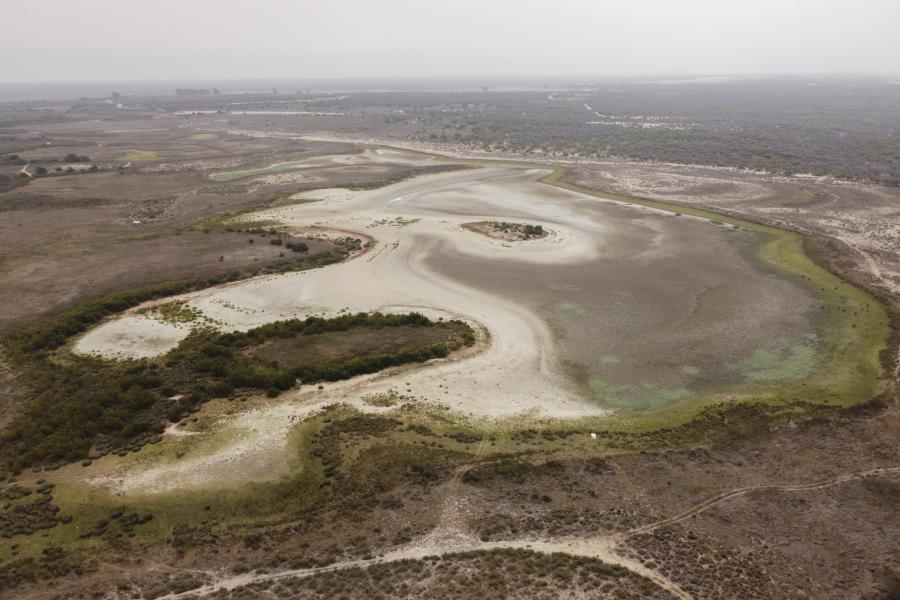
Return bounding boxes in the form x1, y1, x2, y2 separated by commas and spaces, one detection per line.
156, 465, 900, 600
620, 465, 900, 539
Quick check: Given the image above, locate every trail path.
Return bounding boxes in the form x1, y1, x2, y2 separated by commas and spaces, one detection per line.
621, 465, 900, 539
155, 463, 899, 600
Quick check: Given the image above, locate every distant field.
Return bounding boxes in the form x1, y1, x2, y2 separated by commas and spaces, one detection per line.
259, 77, 900, 184
121, 148, 161, 161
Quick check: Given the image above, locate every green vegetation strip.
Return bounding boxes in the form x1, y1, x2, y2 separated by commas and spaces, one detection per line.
209, 160, 314, 182
13, 242, 358, 355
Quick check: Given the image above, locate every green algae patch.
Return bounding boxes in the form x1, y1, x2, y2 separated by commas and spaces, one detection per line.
736, 340, 817, 382
589, 377, 691, 411
555, 301, 587, 317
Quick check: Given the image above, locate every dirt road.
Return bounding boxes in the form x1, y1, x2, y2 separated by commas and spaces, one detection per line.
156, 465, 900, 600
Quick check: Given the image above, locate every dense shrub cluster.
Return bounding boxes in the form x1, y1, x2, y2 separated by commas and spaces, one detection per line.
170, 312, 465, 402
1, 311, 473, 473
285, 241, 309, 253
336, 81, 900, 184
0, 482, 66, 539
487, 221, 544, 239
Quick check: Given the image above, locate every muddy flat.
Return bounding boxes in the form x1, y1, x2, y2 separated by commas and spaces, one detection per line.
77, 159, 818, 415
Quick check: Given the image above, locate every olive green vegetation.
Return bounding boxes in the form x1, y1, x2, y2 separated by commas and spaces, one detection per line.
0, 396, 875, 595
0, 394, 841, 581
1, 312, 473, 475
0, 405, 475, 581
467, 221, 545, 240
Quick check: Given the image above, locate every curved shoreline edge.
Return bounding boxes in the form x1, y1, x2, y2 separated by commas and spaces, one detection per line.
381, 147, 894, 434
10, 148, 895, 442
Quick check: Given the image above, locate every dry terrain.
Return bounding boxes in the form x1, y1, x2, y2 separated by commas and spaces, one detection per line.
0, 91, 897, 600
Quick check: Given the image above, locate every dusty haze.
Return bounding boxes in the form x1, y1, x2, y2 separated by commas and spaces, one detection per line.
3, 0, 899, 82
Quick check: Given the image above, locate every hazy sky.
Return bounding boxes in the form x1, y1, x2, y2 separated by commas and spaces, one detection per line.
5, 0, 899, 81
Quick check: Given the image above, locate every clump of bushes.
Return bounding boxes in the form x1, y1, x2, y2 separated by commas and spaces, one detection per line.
2, 311, 474, 473
472, 221, 546, 240
0, 483, 65, 538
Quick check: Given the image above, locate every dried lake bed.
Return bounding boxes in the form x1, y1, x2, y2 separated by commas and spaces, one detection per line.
72, 151, 889, 493
77, 159, 841, 415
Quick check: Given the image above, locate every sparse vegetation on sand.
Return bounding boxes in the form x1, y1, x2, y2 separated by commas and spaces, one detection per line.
197, 549, 673, 599
139, 301, 203, 325
209, 159, 467, 184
